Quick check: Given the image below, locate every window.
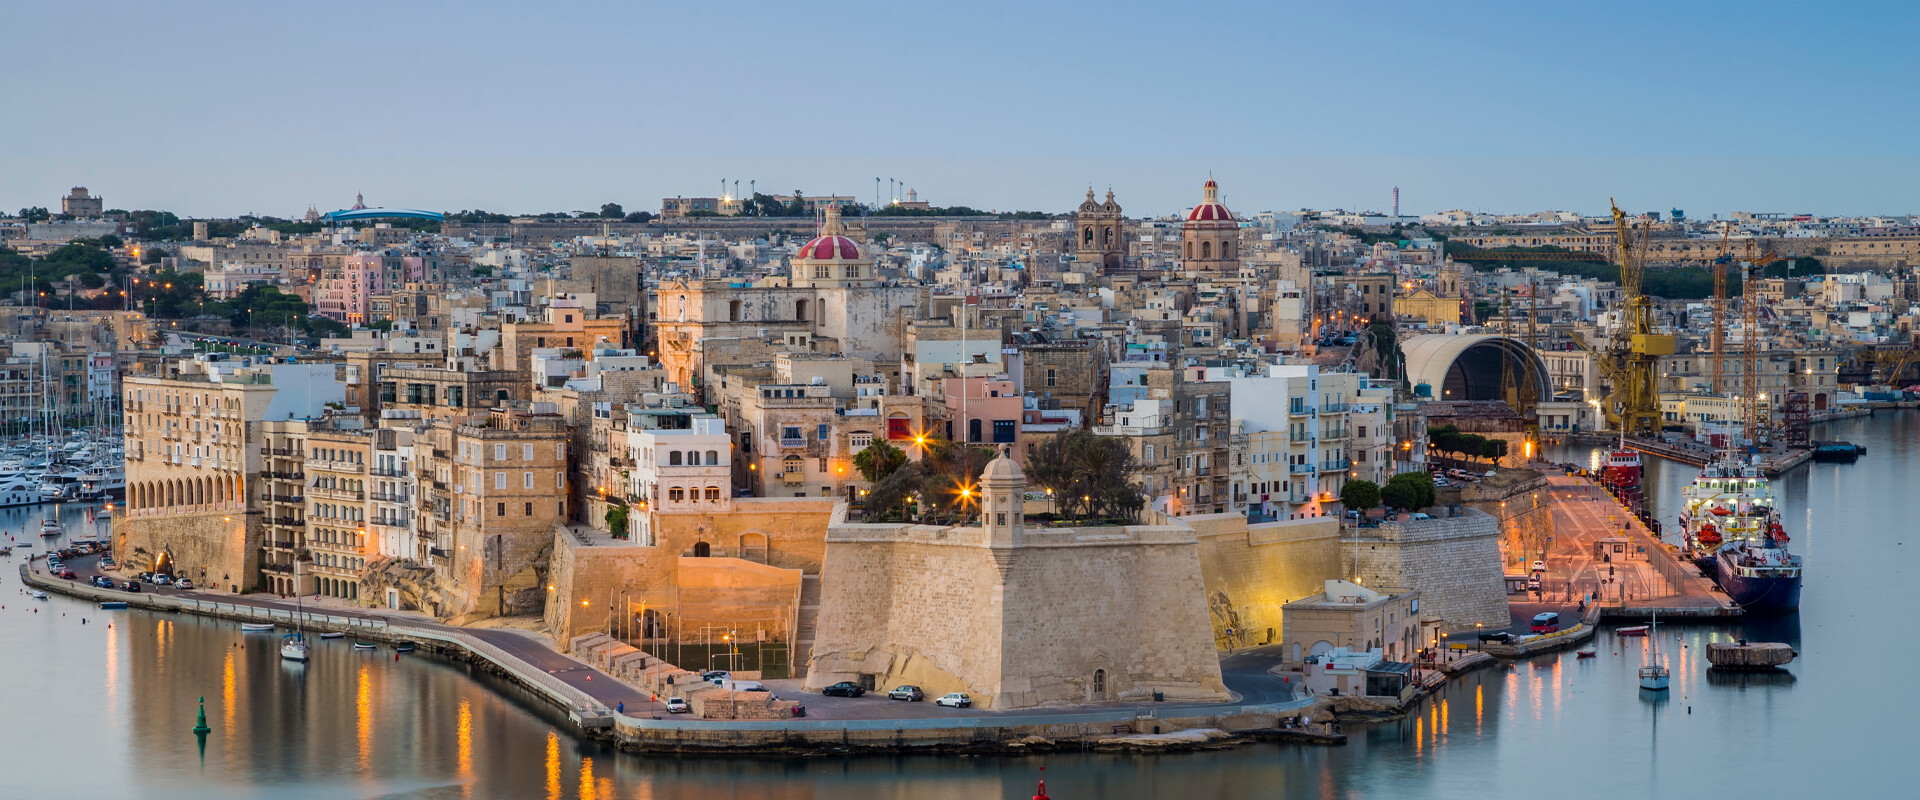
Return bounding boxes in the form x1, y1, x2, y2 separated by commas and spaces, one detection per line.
848, 432, 872, 450
1357, 426, 1367, 438
668, 487, 685, 502
817, 423, 829, 440
669, 450, 683, 466
993, 419, 1016, 443
782, 426, 802, 442
818, 457, 827, 472
887, 417, 912, 440
525, 502, 533, 516
1046, 368, 1056, 387
495, 444, 506, 461
494, 472, 506, 490
704, 450, 719, 465
556, 471, 565, 488
705, 487, 721, 501
496, 502, 506, 517
523, 444, 534, 460
968, 418, 982, 442
523, 472, 534, 489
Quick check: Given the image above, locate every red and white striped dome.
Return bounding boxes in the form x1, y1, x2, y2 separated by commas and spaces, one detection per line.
796, 235, 861, 260
1184, 178, 1236, 225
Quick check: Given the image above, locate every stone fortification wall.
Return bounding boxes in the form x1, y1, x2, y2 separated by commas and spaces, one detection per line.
1347, 508, 1507, 631
1461, 470, 1554, 570
805, 523, 1228, 710
112, 511, 261, 593
1191, 515, 1344, 650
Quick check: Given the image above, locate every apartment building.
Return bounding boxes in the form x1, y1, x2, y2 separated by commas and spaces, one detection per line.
445, 405, 569, 618
622, 409, 731, 546
1095, 360, 1235, 516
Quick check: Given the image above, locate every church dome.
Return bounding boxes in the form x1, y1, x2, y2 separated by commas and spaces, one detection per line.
796, 234, 861, 261
1184, 178, 1236, 225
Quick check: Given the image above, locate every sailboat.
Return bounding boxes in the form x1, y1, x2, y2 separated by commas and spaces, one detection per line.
281, 565, 311, 662
1638, 605, 1670, 691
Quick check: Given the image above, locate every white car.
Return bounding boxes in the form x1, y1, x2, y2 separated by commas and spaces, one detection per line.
935, 692, 972, 708
1531, 560, 1545, 572
664, 698, 689, 714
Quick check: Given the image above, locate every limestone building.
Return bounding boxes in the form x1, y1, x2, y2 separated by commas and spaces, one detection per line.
1074, 187, 1126, 272
804, 451, 1230, 709
443, 405, 570, 619
1181, 178, 1239, 274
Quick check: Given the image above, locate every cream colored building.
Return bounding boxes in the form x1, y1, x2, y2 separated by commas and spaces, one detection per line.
1281, 580, 1422, 664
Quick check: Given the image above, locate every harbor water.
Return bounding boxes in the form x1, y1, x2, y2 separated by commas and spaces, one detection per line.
1, 412, 1913, 799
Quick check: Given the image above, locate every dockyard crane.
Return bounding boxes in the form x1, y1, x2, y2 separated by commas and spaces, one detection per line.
1569, 200, 1670, 438
1710, 224, 1732, 395
1737, 243, 1780, 446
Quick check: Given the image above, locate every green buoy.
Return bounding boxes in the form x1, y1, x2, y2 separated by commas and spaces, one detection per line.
192, 696, 211, 735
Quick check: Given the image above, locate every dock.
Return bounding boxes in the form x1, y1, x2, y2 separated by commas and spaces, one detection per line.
1622, 437, 1811, 477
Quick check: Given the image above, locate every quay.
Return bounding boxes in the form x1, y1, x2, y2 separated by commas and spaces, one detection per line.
19, 559, 1359, 755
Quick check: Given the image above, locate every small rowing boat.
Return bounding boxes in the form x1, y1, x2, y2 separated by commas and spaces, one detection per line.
1576, 647, 1597, 658
1617, 625, 1649, 637
353, 641, 378, 650
27, 589, 49, 599
319, 631, 345, 639
98, 601, 128, 609
240, 622, 276, 633
394, 641, 417, 653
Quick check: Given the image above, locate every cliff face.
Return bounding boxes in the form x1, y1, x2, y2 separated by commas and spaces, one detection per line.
359, 557, 445, 617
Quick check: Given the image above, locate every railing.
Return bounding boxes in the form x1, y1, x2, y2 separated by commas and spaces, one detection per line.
1288, 406, 1310, 418
1319, 459, 1351, 472
1290, 430, 1311, 443
779, 437, 806, 448
371, 467, 406, 477
369, 492, 407, 503
428, 547, 451, 558
1289, 463, 1316, 474
315, 461, 366, 474
268, 494, 306, 504
1320, 427, 1348, 440
1322, 402, 1350, 413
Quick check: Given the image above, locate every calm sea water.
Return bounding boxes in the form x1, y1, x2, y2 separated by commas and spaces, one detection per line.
1, 412, 1912, 799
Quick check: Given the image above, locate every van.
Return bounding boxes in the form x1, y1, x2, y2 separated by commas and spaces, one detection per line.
717, 679, 766, 692
1530, 612, 1560, 633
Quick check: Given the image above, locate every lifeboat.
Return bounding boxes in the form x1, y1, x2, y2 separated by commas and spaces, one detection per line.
1697, 524, 1722, 545
1770, 523, 1790, 543
1710, 507, 1733, 516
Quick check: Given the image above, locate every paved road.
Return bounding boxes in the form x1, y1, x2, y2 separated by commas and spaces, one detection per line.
1538, 476, 1666, 604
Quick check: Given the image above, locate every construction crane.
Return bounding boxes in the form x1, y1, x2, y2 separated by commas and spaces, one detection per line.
1570, 199, 1671, 438
1737, 243, 1780, 446
1709, 224, 1732, 395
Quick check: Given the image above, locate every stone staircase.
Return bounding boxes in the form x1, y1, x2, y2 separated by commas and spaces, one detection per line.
791, 574, 820, 679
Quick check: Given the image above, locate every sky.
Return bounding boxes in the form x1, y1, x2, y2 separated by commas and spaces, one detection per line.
4, 0, 1917, 220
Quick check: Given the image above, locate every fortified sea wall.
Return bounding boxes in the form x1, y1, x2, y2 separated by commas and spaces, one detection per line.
1347, 508, 1508, 631
1190, 515, 1344, 650
112, 510, 261, 593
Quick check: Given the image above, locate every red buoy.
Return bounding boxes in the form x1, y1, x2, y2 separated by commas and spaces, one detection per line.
1033, 767, 1049, 800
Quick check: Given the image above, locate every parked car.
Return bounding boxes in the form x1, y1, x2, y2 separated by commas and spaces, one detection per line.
701, 670, 730, 683
175, 579, 194, 590
58, 569, 76, 579
1477, 631, 1512, 643
664, 698, 690, 714
1526, 574, 1542, 590
887, 685, 925, 701
137, 572, 152, 582
152, 574, 173, 586
717, 679, 766, 692
822, 681, 866, 698
1530, 560, 1545, 572
122, 581, 141, 592
90, 576, 114, 588
935, 692, 973, 708
1408, 512, 1432, 521
1530, 612, 1561, 633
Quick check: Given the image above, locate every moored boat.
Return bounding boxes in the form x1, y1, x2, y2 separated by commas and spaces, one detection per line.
319, 631, 345, 639
353, 641, 378, 650
280, 632, 310, 662
39, 518, 61, 537
394, 640, 417, 653
98, 601, 128, 609
240, 622, 276, 633
1617, 625, 1648, 637
27, 589, 49, 599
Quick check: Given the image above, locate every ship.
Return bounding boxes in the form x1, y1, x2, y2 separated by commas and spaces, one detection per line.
1677, 455, 1802, 610
1602, 445, 1643, 510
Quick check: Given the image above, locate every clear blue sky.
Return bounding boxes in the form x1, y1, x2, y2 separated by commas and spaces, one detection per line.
5, 1, 1914, 219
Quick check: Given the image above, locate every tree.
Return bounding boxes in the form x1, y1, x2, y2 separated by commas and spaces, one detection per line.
18, 207, 51, 223
600, 203, 624, 219
1382, 471, 1436, 511
623, 211, 654, 223
1339, 479, 1381, 513
1026, 431, 1143, 521
1481, 437, 1508, 465
853, 440, 908, 484
140, 246, 170, 264
605, 505, 629, 539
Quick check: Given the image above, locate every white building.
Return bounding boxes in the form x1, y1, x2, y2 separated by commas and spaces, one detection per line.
623, 410, 731, 546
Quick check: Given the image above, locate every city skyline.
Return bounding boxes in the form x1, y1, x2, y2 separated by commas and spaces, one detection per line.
6, 1, 1918, 218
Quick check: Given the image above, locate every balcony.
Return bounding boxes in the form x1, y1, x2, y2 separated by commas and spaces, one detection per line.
314, 487, 365, 501
428, 547, 451, 559
779, 437, 806, 449
1288, 405, 1310, 418
1320, 427, 1348, 440
1319, 458, 1351, 472
315, 460, 366, 474
269, 516, 303, 526
1322, 402, 1350, 414
1290, 430, 1311, 443
371, 466, 406, 478
369, 491, 407, 503
268, 494, 306, 504
1289, 463, 1316, 474
779, 470, 806, 484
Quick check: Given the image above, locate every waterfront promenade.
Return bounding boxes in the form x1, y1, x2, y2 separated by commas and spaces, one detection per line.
1533, 473, 1736, 617
21, 551, 1325, 752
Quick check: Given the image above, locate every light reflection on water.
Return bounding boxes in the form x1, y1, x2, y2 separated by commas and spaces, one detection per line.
0, 412, 1911, 799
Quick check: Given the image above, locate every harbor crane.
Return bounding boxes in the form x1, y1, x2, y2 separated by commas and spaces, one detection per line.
1570, 199, 1671, 438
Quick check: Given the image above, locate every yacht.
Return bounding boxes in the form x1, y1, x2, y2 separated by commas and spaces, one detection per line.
0, 475, 45, 508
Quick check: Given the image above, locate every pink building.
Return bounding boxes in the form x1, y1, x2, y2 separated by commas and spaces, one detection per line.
317, 253, 387, 323
942, 373, 1024, 461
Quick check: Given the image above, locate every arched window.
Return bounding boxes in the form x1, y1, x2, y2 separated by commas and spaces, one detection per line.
1103, 226, 1113, 246
1202, 241, 1212, 259
1093, 669, 1107, 698
1185, 240, 1192, 259
1083, 226, 1093, 245
705, 487, 721, 501
796, 299, 809, 321
667, 487, 685, 502
705, 450, 719, 465
692, 541, 711, 558
668, 451, 683, 466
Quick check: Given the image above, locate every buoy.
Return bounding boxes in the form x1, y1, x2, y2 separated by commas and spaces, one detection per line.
192, 696, 212, 734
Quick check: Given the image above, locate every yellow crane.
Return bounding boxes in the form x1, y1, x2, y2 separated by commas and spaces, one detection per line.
1570, 200, 1670, 437
1709, 224, 1732, 395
